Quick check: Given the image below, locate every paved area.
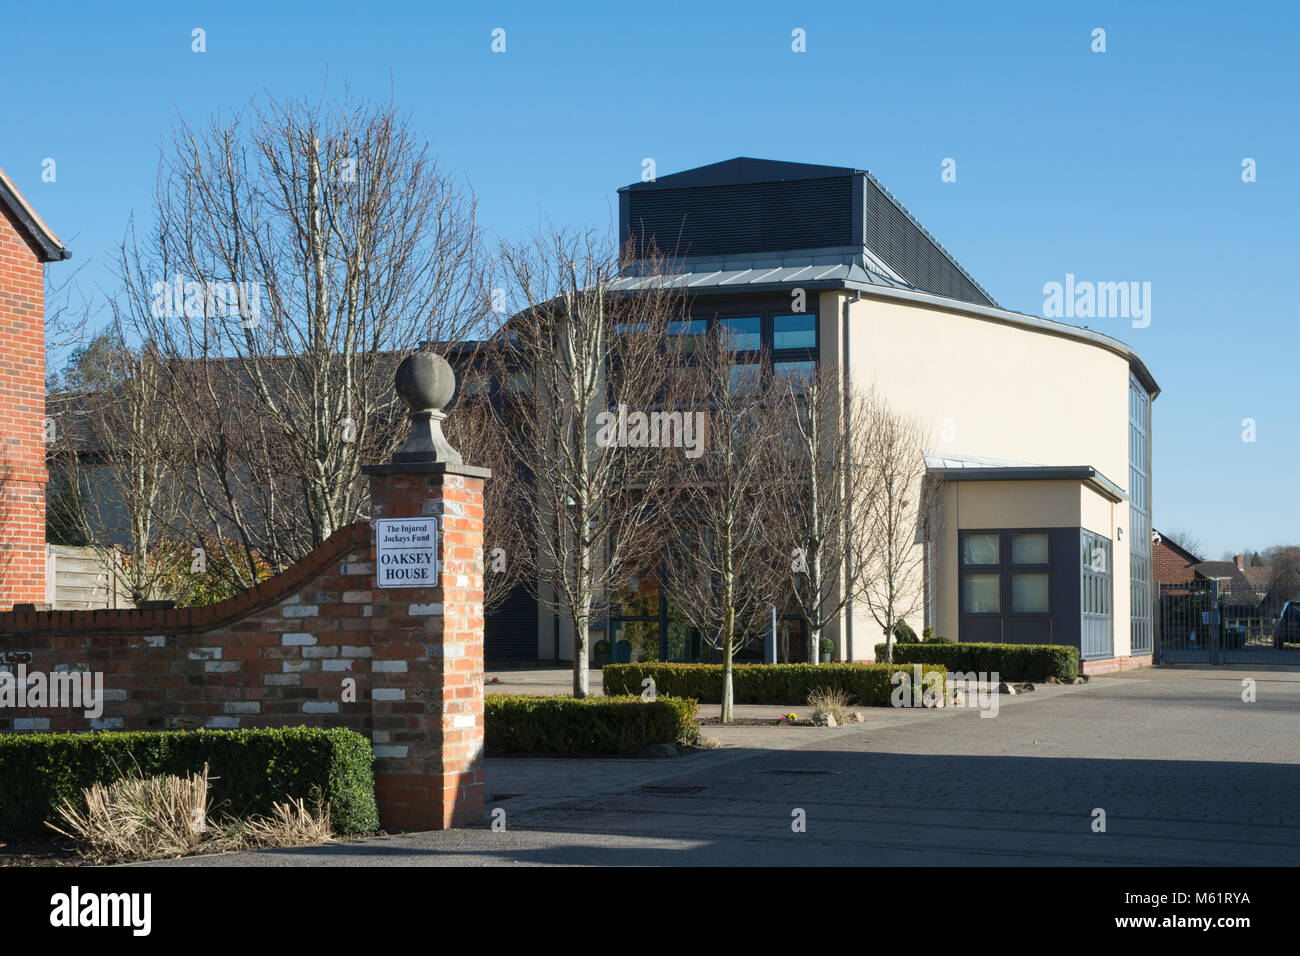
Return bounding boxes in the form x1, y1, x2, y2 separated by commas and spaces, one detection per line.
153, 665, 1300, 866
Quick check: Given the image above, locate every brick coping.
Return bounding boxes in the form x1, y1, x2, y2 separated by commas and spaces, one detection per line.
0, 522, 369, 637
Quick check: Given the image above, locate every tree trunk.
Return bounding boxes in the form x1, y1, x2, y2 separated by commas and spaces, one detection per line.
809, 623, 821, 665
721, 604, 735, 723
573, 602, 590, 699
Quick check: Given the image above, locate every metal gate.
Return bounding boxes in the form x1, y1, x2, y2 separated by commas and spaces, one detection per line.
1158, 580, 1300, 665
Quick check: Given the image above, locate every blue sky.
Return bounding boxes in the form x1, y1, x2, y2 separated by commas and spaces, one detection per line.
2, 0, 1297, 557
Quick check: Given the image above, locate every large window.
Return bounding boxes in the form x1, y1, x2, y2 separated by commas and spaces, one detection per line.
690, 303, 819, 363
1129, 375, 1153, 654
1082, 531, 1114, 659
959, 530, 1052, 640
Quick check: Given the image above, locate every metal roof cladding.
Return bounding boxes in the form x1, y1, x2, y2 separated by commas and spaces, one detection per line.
618, 157, 997, 308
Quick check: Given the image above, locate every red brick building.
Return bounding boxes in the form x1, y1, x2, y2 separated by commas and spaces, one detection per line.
1151, 529, 1202, 586
0, 167, 70, 609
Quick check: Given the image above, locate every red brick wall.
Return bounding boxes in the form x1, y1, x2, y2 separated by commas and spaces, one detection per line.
1153, 538, 1198, 586
0, 523, 374, 734
0, 202, 47, 609
0, 462, 489, 832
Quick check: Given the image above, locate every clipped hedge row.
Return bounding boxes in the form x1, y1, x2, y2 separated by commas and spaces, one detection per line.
485, 694, 699, 755
601, 662, 947, 706
874, 642, 1080, 681
0, 726, 379, 839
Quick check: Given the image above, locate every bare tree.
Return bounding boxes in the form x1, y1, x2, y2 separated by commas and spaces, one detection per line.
443, 360, 531, 614
490, 228, 685, 697
858, 387, 942, 663
768, 362, 877, 663
44, 259, 98, 391
659, 333, 788, 722
45, 329, 191, 604
1162, 529, 1205, 560
118, 87, 490, 582
1265, 546, 1300, 605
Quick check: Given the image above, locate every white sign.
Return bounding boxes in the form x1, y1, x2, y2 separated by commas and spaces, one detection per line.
376, 518, 439, 589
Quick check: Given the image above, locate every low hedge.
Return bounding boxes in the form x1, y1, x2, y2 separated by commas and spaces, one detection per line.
0, 726, 378, 839
873, 642, 1079, 681
485, 695, 699, 755
601, 663, 946, 707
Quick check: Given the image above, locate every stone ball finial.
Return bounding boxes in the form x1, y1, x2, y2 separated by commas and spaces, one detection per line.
395, 352, 456, 412
391, 351, 462, 465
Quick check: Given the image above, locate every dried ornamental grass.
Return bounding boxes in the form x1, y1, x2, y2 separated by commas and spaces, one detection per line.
807, 687, 856, 726
47, 764, 213, 860
47, 765, 334, 861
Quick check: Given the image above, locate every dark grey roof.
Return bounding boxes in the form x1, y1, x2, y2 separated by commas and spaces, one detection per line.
621, 157, 860, 191
1193, 561, 1239, 580
618, 157, 997, 309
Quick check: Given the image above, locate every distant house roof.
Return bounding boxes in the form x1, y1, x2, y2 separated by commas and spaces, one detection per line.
1193, 561, 1237, 581
1190, 561, 1262, 606
0, 165, 70, 262
1242, 566, 1271, 593
1153, 529, 1203, 565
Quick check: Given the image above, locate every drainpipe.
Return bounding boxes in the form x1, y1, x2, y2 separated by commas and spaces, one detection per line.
843, 291, 860, 660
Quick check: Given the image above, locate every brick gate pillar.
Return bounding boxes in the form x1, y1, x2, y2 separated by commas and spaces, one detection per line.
363, 352, 490, 831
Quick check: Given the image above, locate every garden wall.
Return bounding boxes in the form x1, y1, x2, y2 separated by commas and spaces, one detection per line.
0, 456, 491, 832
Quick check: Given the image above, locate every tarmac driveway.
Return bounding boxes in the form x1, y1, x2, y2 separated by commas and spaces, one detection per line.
154, 665, 1300, 866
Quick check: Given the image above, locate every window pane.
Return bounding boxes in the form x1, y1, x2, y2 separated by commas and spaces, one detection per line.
962, 533, 999, 566
964, 574, 1000, 612
773, 360, 816, 393
668, 319, 707, 354
773, 314, 816, 349
1011, 533, 1049, 565
1087, 544, 1108, 573
1013, 573, 1049, 613
719, 317, 760, 351
729, 364, 760, 395
457, 374, 490, 397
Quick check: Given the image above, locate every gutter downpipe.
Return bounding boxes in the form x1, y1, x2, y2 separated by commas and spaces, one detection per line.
843, 291, 860, 661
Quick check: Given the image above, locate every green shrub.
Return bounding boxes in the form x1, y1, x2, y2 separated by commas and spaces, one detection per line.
485, 695, 699, 755
602, 663, 946, 707
892, 620, 919, 644
926, 635, 956, 645
872, 642, 1079, 681
0, 726, 378, 840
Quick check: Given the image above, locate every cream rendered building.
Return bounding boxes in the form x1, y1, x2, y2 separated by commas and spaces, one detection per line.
487, 158, 1157, 674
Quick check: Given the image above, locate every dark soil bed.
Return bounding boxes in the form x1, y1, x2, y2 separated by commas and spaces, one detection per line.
0, 838, 80, 867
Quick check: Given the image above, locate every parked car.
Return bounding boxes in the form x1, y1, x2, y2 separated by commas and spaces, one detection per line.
1274, 602, 1300, 648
